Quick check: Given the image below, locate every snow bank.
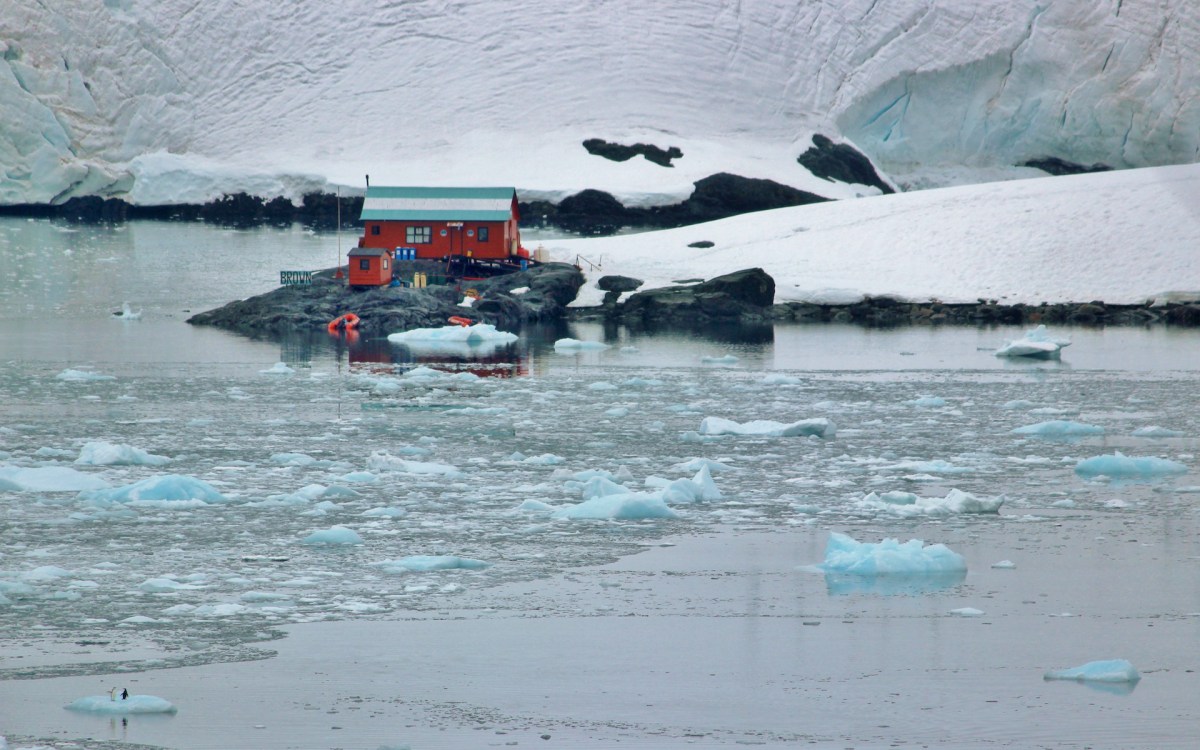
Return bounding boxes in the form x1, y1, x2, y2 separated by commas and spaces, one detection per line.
1044, 659, 1141, 684
699, 416, 835, 439
1074, 451, 1188, 478
820, 532, 967, 576
65, 694, 178, 714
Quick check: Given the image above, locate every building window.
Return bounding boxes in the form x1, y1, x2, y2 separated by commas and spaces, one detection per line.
358, 259, 370, 271
478, 226, 489, 242
371, 225, 380, 235
406, 226, 431, 244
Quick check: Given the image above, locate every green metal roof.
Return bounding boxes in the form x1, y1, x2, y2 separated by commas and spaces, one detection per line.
359, 186, 517, 221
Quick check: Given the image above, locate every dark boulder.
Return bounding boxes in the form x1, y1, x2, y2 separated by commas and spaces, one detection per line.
797, 134, 895, 194
619, 268, 775, 323
596, 275, 644, 293
583, 138, 683, 167
1021, 157, 1113, 176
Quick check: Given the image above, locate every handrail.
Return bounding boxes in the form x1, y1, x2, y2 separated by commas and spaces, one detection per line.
575, 253, 602, 272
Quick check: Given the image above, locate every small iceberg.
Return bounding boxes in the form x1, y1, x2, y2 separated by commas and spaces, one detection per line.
995, 325, 1071, 359
553, 338, 610, 351
1074, 451, 1188, 478
65, 694, 178, 715
1044, 659, 1141, 684
820, 532, 967, 576
374, 555, 491, 573
1011, 420, 1104, 437
301, 526, 364, 545
388, 323, 518, 354
699, 416, 835, 439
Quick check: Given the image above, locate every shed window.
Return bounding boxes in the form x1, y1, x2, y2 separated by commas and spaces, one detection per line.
406, 226, 432, 244
359, 259, 370, 271
371, 225, 380, 235
478, 226, 489, 242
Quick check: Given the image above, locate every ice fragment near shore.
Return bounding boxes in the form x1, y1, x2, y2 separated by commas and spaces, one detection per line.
820, 532, 967, 575
1074, 451, 1188, 477
995, 325, 1071, 359
78, 475, 228, 504
699, 416, 835, 438
65, 694, 178, 714
1044, 659, 1141, 683
553, 337, 610, 351
301, 526, 363, 545
388, 323, 517, 345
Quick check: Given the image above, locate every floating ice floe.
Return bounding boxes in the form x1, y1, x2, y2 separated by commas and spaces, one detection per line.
699, 416, 835, 438
994, 325, 1071, 359
853, 488, 1004, 517
65, 694, 178, 715
0, 466, 110, 492
1074, 451, 1188, 478
880, 459, 972, 475
700, 354, 739, 365
819, 532, 967, 576
56, 368, 116, 382
387, 324, 517, 356
260, 362, 295, 375
553, 337, 610, 351
301, 526, 363, 545
1011, 420, 1105, 437
76, 441, 171, 466
907, 395, 946, 407
374, 555, 491, 573
553, 492, 679, 520
1132, 425, 1184, 438
1044, 659, 1141, 684
950, 607, 985, 617
367, 451, 461, 476
79, 475, 230, 505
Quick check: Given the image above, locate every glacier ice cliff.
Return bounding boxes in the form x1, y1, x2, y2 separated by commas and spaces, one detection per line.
1, 0, 1197, 205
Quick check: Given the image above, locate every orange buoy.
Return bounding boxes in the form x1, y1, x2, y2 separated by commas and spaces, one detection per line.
327, 313, 360, 333
447, 316, 473, 327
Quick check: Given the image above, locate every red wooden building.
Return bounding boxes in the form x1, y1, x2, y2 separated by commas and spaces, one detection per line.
346, 246, 392, 287
357, 186, 523, 261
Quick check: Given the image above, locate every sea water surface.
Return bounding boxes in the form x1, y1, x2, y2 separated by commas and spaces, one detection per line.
1, 218, 1198, 749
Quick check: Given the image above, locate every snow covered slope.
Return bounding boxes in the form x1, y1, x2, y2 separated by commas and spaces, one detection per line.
1, 0, 1196, 205
548, 163, 1200, 306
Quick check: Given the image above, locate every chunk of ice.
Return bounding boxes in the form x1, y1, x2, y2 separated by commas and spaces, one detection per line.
820, 532, 967, 575
699, 416, 835, 438
1044, 659, 1141, 683
1075, 451, 1188, 477
65, 694, 178, 714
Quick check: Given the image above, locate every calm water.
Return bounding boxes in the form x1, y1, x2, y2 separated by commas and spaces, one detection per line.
1, 218, 1198, 749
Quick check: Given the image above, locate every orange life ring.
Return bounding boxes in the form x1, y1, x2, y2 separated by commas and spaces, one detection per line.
327, 313, 360, 333
447, 316, 473, 327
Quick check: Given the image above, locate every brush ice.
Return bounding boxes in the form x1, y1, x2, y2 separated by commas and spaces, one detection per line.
1044, 659, 1141, 683
699, 416, 835, 438
553, 338, 611, 351
1011, 420, 1104, 437
76, 441, 171, 466
55, 368, 116, 382
1132, 426, 1184, 438
79, 475, 229, 504
1075, 451, 1188, 477
854, 488, 1003, 516
260, 362, 295, 375
65, 694, 178, 715
820, 532, 967, 575
0, 466, 110, 492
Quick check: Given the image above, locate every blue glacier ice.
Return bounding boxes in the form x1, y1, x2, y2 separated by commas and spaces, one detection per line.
78, 475, 229, 504
553, 493, 679, 520
1074, 451, 1188, 478
1011, 420, 1104, 437
820, 532, 967, 575
301, 526, 364, 545
1044, 659, 1141, 684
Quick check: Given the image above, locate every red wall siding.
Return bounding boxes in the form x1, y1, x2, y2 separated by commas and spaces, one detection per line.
359, 219, 519, 260
347, 253, 392, 286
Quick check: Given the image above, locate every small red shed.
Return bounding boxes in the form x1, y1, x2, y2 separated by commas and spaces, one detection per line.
347, 246, 392, 287
357, 186, 522, 261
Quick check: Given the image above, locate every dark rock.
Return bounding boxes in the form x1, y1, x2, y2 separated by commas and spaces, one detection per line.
583, 138, 683, 167
797, 134, 895, 194
688, 240, 715, 248
619, 268, 775, 323
555, 189, 634, 235
1021, 157, 1113, 176
187, 262, 583, 336
596, 275, 643, 293
658, 173, 828, 225
1165, 304, 1200, 326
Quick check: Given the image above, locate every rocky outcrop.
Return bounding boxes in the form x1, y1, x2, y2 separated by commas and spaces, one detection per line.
616, 268, 775, 324
1021, 157, 1113, 176
583, 139, 683, 167
186, 262, 583, 335
797, 134, 895, 194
